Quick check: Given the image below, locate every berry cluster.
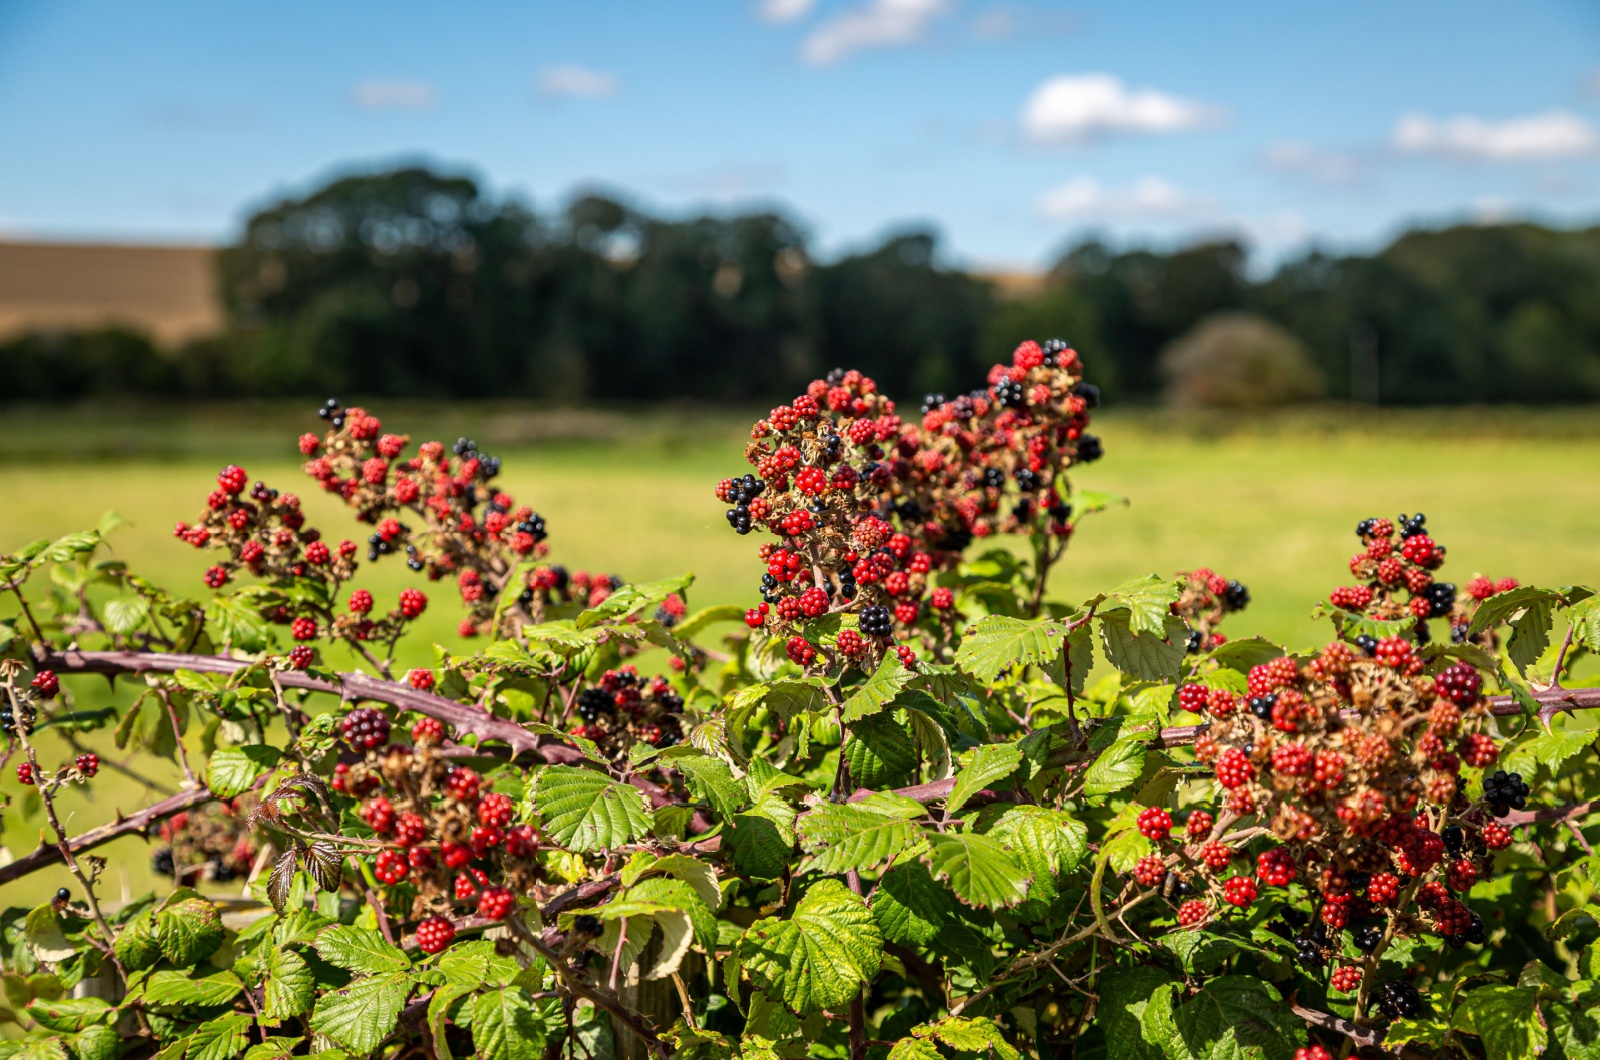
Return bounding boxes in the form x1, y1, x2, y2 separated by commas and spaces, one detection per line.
569, 665, 685, 756
719, 343, 1101, 669
1135, 515, 1527, 1011
150, 800, 259, 884
1173, 567, 1251, 653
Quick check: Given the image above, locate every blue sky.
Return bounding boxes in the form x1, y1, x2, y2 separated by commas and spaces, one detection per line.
1, 0, 1598, 268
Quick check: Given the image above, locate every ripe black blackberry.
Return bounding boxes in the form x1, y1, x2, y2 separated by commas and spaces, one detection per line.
1223, 580, 1251, 611
1356, 517, 1377, 537
1444, 912, 1485, 949
573, 914, 604, 936
859, 605, 893, 638
151, 848, 176, 877
1077, 434, 1104, 463
1483, 770, 1529, 816
341, 707, 391, 751
517, 514, 548, 542
576, 688, 612, 723
921, 393, 947, 414
1426, 582, 1456, 617
1071, 379, 1099, 408
993, 379, 1025, 408
1186, 630, 1204, 653
1353, 925, 1383, 953
1014, 468, 1040, 492
1398, 513, 1427, 538
1248, 693, 1276, 720
983, 468, 1005, 490
1441, 824, 1464, 856
0, 701, 36, 735
1354, 634, 1378, 656
1374, 979, 1424, 1020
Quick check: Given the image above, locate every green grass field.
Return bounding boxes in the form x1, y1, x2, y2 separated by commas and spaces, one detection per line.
2, 401, 1598, 906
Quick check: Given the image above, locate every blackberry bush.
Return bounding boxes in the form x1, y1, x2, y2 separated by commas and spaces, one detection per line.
0, 347, 1596, 1060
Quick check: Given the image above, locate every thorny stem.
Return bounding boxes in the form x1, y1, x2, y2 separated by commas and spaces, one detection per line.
7, 581, 47, 643
157, 688, 197, 785
1548, 624, 1577, 690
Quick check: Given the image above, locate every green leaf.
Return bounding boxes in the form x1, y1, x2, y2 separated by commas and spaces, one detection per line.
22, 996, 111, 1033
1548, 1001, 1600, 1060
1098, 611, 1185, 683
954, 615, 1069, 684
797, 803, 922, 875
263, 944, 314, 1021
102, 596, 150, 635
984, 805, 1087, 903
673, 753, 750, 820
0, 1040, 69, 1060
1469, 586, 1563, 636
924, 832, 1031, 909
844, 714, 917, 789
841, 657, 916, 723
141, 968, 245, 1009
871, 859, 956, 947
530, 765, 652, 852
24, 906, 75, 963
947, 743, 1024, 815
1083, 739, 1146, 797
1569, 596, 1600, 655
468, 987, 547, 1060
1104, 575, 1182, 637
1520, 728, 1598, 778
739, 879, 882, 1016
43, 531, 102, 563
1164, 976, 1301, 1060
1097, 966, 1173, 1060
310, 971, 411, 1055
314, 925, 410, 976
65, 1024, 120, 1060
887, 1039, 943, 1060
204, 591, 272, 652
1457, 985, 1547, 1059
673, 604, 747, 640
727, 813, 795, 880
113, 910, 160, 970
1206, 638, 1285, 673
1383, 1016, 1452, 1051
576, 573, 694, 629
155, 897, 223, 967
205, 745, 282, 799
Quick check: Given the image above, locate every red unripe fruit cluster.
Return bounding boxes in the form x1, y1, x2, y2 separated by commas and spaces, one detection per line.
415, 915, 456, 954
1137, 807, 1173, 841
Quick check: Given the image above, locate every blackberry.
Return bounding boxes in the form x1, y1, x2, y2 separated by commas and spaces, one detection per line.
1450, 622, 1471, 644
576, 688, 612, 723
317, 398, 340, 420
1248, 694, 1276, 720
1048, 503, 1072, 522
517, 514, 548, 541
341, 707, 391, 751
1014, 468, 1040, 492
1398, 513, 1427, 538
825, 367, 846, 384
1186, 630, 1204, 653
1482, 770, 1529, 816
152, 848, 175, 876
993, 380, 1026, 407
0, 702, 37, 735
1353, 925, 1383, 953
210, 856, 237, 883
1077, 434, 1104, 463
1441, 825, 1464, 856
1071, 380, 1100, 408
983, 468, 1005, 490
1282, 908, 1309, 928
1011, 500, 1034, 521
573, 914, 604, 936
55, 887, 70, 902
920, 393, 947, 414
1042, 337, 1070, 360
1354, 634, 1378, 656
1427, 582, 1456, 617
1223, 580, 1251, 611
1356, 517, 1377, 537
1374, 979, 1424, 1020
859, 605, 893, 638
1414, 620, 1431, 645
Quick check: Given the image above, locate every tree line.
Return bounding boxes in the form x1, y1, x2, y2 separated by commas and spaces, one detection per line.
5, 165, 1599, 406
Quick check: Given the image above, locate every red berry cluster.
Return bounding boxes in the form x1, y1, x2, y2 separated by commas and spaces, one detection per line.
720, 345, 1100, 669
570, 665, 685, 758
1172, 567, 1251, 654
151, 800, 259, 884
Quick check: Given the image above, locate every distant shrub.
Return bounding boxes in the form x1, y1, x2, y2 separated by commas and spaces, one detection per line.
1160, 310, 1325, 409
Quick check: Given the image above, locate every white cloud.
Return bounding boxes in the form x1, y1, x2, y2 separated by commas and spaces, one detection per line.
1036, 176, 1210, 221
758, 0, 817, 24
1392, 109, 1600, 162
351, 79, 438, 111
1261, 141, 1363, 184
537, 64, 621, 100
800, 0, 951, 66
1022, 73, 1222, 145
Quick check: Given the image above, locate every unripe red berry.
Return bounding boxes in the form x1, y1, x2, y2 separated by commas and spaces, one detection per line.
1257, 847, 1298, 887
341, 707, 390, 751
1367, 872, 1401, 904
441, 841, 472, 869
1177, 684, 1209, 714
1296, 1046, 1334, 1060
415, 915, 455, 954
291, 616, 318, 641
1330, 967, 1362, 993
394, 812, 426, 847
446, 767, 481, 803
373, 849, 408, 885
287, 645, 314, 670
1222, 875, 1257, 908
31, 670, 59, 698
1216, 748, 1255, 789
478, 792, 515, 828
75, 753, 99, 778
349, 589, 374, 614
218, 464, 248, 495
1481, 822, 1512, 850
1133, 855, 1167, 887
1137, 807, 1173, 841
411, 717, 446, 744
1185, 810, 1215, 838
1177, 899, 1209, 927
363, 796, 395, 833
399, 588, 427, 619
477, 886, 515, 920
17, 763, 35, 785
1200, 841, 1233, 870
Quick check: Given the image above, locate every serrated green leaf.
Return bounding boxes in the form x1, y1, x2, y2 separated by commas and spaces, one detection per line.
263, 944, 314, 1021
1457, 985, 1547, 1059
1507, 597, 1555, 676
740, 879, 882, 1015
871, 859, 955, 947
1206, 638, 1285, 673
673, 753, 749, 820
576, 573, 694, 630
21, 996, 111, 1033
65, 1024, 120, 1060
1097, 965, 1173, 1060
1105, 575, 1182, 637
1083, 738, 1146, 797
530, 765, 651, 852
797, 804, 922, 875
1099, 612, 1185, 683
113, 909, 160, 971
842, 657, 916, 723
673, 604, 746, 641
1470, 586, 1563, 636
205, 745, 282, 799
984, 805, 1087, 903
314, 925, 410, 976
947, 743, 1024, 815
727, 814, 793, 879
887, 1039, 943, 1060
1520, 728, 1598, 778
311, 971, 410, 1054
24, 907, 75, 964
140, 968, 244, 1009
156, 898, 223, 967
468, 987, 546, 1060
919, 1017, 1020, 1060
844, 714, 917, 789
102, 596, 150, 635
954, 615, 1069, 684
925, 832, 1031, 909
0, 1039, 69, 1060
1164, 975, 1301, 1060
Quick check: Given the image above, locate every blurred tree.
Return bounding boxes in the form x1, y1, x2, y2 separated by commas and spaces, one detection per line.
1158, 311, 1324, 409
